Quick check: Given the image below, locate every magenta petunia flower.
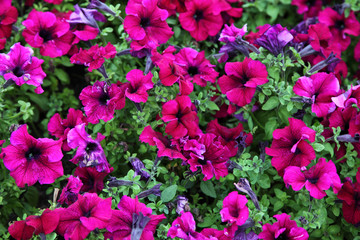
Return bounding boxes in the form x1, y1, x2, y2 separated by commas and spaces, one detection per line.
293, 72, 340, 118
332, 85, 360, 109
124, 0, 173, 50
8, 220, 36, 240
258, 213, 309, 240
266, 118, 316, 176
179, 0, 223, 41
186, 133, 229, 181
70, 43, 116, 72
0, 43, 46, 94
218, 58, 268, 107
56, 193, 112, 240
284, 158, 342, 199
220, 191, 249, 226
168, 211, 206, 239
175, 47, 219, 87
22, 9, 74, 58
0, 0, 18, 49
124, 69, 154, 103
291, 0, 322, 19
308, 23, 341, 58
79, 80, 125, 124
25, 209, 60, 237
44, 0, 63, 4
67, 123, 111, 173
74, 165, 113, 193
161, 95, 201, 139
48, 108, 88, 151
337, 168, 360, 226
2, 125, 63, 187
106, 195, 166, 240
58, 175, 83, 205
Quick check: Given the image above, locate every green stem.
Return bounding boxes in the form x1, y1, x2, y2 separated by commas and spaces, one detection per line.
334, 155, 347, 164
248, 110, 264, 130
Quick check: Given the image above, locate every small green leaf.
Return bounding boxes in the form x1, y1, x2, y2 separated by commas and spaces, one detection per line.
207, 101, 220, 111
161, 185, 177, 202
273, 200, 284, 211
312, 143, 325, 152
200, 181, 217, 198
262, 96, 279, 110
198, 216, 217, 228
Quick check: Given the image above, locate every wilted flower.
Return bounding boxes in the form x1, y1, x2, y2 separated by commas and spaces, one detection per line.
67, 4, 106, 29
58, 175, 83, 205
168, 211, 205, 239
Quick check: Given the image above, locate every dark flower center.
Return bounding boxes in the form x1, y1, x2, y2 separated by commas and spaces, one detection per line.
355, 192, 360, 208
198, 159, 207, 165
193, 10, 204, 21
294, 148, 301, 155
277, 233, 288, 240
188, 66, 198, 76
319, 40, 329, 49
335, 20, 345, 30
85, 142, 98, 154
25, 147, 41, 161
307, 177, 319, 184
140, 17, 151, 28
230, 208, 239, 218
39, 29, 53, 42
98, 93, 110, 105
83, 210, 92, 218
306, 0, 316, 6
176, 111, 183, 119
12, 66, 24, 77
240, 74, 250, 85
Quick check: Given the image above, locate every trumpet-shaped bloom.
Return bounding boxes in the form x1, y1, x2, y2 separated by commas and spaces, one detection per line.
2, 125, 63, 187
168, 211, 206, 239
124, 69, 154, 103
284, 158, 342, 199
74, 166, 113, 193
0, 43, 46, 94
218, 58, 268, 107
220, 191, 249, 226
266, 118, 316, 176
58, 175, 83, 205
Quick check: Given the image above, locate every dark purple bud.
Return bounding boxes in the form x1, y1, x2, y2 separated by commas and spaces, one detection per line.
131, 212, 151, 240
97, 65, 108, 79
88, 0, 117, 16
234, 178, 260, 210
308, 52, 340, 74
298, 44, 317, 58
333, 3, 351, 15
176, 196, 190, 215
116, 48, 132, 56
107, 176, 134, 187
236, 132, 248, 155
336, 134, 360, 143
3, 79, 15, 89
39, 233, 46, 240
291, 97, 313, 105
228, 160, 243, 172
130, 157, 150, 181
67, 5, 106, 29
292, 109, 306, 119
137, 184, 162, 199
234, 219, 257, 240
144, 54, 154, 75
299, 216, 308, 225
259, 141, 268, 162
292, 17, 318, 34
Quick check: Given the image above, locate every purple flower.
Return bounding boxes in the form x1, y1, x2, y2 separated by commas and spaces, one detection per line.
129, 157, 150, 181
176, 196, 189, 215
68, 4, 106, 29
0, 43, 46, 94
87, 0, 117, 16
67, 123, 111, 173
255, 24, 294, 56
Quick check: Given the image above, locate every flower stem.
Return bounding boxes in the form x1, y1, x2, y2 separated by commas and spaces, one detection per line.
248, 110, 264, 130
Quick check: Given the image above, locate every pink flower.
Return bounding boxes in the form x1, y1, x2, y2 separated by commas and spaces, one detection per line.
161, 95, 201, 139
258, 213, 309, 240
74, 166, 113, 193
124, 69, 154, 103
284, 158, 342, 199
332, 85, 360, 109
179, 0, 223, 41
48, 108, 88, 151
291, 0, 322, 19
70, 43, 116, 72
106, 195, 166, 240
8, 220, 35, 240
56, 193, 112, 240
0, 43, 46, 94
175, 47, 219, 87
79, 81, 125, 124
186, 133, 229, 181
22, 10, 74, 58
218, 58, 268, 107
168, 211, 206, 239
2, 125, 63, 187
0, 0, 18, 49
58, 175, 83, 205
124, 0, 173, 50
293, 72, 340, 118
44, 0, 63, 4
25, 209, 60, 237
67, 123, 111, 173
220, 191, 249, 226
308, 23, 341, 58
266, 118, 316, 176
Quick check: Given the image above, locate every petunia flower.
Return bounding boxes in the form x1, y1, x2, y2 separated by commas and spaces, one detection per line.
0, 43, 46, 94
67, 124, 111, 173
2, 125, 63, 188
254, 24, 294, 56
220, 191, 249, 226
56, 193, 112, 240
8, 220, 36, 240
25, 209, 60, 237
284, 158, 342, 199
124, 69, 154, 103
291, 0, 322, 19
48, 108, 88, 151
74, 166, 113, 193
129, 157, 151, 181
218, 58, 268, 107
58, 175, 83, 205
67, 4, 106, 30
293, 72, 340, 118
0, 0, 18, 49
106, 195, 166, 240
79, 80, 125, 124
22, 9, 74, 58
168, 211, 206, 239
266, 118, 316, 176
308, 23, 341, 58
258, 213, 309, 240
179, 0, 223, 41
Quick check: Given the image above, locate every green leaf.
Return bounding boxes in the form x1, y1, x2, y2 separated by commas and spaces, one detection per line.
266, 5, 279, 22
200, 181, 217, 198
207, 101, 220, 111
273, 200, 284, 211
54, 68, 70, 84
258, 174, 271, 189
265, 117, 277, 139
274, 189, 286, 200
161, 185, 177, 202
198, 215, 217, 228
312, 143, 325, 152
262, 96, 279, 110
